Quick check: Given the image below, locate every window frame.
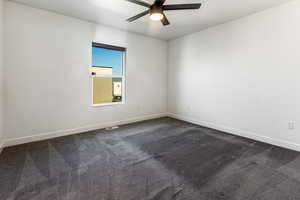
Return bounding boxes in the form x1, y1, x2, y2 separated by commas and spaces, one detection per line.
91, 42, 126, 107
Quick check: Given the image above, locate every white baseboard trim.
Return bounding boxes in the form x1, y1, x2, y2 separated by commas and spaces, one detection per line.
5, 112, 300, 152
168, 113, 300, 152
3, 113, 168, 147
0, 141, 4, 155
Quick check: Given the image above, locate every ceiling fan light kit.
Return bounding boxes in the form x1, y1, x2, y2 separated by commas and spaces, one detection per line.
150, 7, 164, 21
126, 0, 202, 26
150, 12, 164, 21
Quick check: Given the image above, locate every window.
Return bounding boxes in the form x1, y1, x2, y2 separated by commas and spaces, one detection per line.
91, 43, 126, 106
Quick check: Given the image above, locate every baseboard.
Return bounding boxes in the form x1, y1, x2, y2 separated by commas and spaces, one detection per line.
5, 112, 299, 152
3, 113, 168, 147
0, 141, 3, 155
168, 113, 300, 152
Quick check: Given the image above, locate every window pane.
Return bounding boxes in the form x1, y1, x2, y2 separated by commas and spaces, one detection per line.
93, 77, 123, 104
92, 47, 123, 75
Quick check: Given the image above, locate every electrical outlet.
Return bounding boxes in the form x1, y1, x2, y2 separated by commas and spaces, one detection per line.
187, 105, 191, 112
288, 122, 295, 130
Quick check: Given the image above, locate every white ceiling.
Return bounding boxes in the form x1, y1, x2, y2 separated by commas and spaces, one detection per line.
11, 0, 293, 40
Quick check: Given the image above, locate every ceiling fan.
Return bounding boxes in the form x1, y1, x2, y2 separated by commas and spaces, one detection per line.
126, 0, 202, 26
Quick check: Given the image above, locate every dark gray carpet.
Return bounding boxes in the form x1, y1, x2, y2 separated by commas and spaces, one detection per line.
1, 117, 300, 200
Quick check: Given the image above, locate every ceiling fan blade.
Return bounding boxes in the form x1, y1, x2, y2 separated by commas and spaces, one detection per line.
161, 13, 170, 26
127, 10, 149, 22
154, 0, 166, 6
163, 3, 202, 11
125, 0, 151, 8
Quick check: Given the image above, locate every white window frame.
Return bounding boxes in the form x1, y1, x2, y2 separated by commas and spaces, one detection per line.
91, 43, 126, 107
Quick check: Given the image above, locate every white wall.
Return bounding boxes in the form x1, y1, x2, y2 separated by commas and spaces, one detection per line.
168, 0, 300, 151
0, 0, 4, 148
4, 2, 167, 146
5, 0, 300, 151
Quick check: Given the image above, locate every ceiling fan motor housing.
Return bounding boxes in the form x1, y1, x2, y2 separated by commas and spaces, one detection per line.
150, 5, 163, 15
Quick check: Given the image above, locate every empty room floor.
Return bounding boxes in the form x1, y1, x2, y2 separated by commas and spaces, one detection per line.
1, 118, 300, 200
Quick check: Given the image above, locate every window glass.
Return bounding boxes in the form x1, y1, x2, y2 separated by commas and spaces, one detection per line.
91, 43, 125, 105
93, 77, 122, 104
92, 47, 123, 76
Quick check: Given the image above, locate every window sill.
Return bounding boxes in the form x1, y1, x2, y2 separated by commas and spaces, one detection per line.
91, 102, 125, 107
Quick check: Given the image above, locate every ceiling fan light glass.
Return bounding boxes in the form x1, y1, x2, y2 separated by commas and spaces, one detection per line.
150, 13, 164, 21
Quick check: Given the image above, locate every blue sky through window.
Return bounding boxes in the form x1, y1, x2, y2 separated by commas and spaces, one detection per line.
92, 47, 123, 75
